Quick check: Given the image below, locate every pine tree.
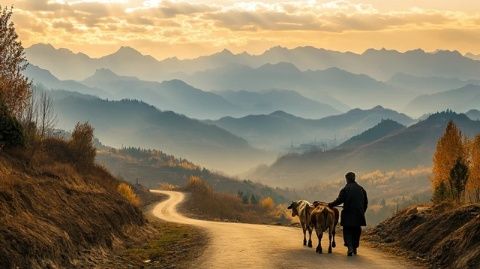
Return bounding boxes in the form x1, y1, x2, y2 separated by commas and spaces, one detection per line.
449, 158, 469, 203
467, 135, 480, 202
432, 121, 466, 202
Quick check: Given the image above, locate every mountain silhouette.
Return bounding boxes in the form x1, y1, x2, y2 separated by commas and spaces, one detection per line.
251, 111, 480, 187
207, 106, 413, 151
51, 90, 273, 173
405, 84, 480, 116
26, 44, 480, 83
215, 89, 342, 118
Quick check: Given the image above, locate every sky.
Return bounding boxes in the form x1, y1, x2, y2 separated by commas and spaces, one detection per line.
2, 0, 480, 59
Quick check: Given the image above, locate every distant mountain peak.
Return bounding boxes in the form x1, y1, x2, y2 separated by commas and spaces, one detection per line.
84, 68, 138, 82
114, 46, 143, 57
258, 62, 300, 73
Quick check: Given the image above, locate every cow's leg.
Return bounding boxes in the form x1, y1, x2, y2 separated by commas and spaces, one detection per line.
307, 226, 313, 248
328, 227, 333, 253
316, 229, 323, 254
332, 226, 336, 248
302, 224, 307, 246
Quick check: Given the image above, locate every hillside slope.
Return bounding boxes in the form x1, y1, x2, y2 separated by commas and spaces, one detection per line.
0, 150, 144, 268
366, 203, 480, 269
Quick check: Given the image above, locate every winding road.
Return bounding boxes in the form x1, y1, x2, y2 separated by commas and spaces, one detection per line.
151, 190, 423, 269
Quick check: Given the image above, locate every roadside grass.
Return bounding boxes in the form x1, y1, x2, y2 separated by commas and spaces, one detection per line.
120, 216, 207, 268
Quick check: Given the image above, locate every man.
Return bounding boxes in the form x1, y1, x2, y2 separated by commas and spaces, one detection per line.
328, 172, 368, 256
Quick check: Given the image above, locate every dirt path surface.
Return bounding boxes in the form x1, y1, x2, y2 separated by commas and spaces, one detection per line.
151, 190, 423, 269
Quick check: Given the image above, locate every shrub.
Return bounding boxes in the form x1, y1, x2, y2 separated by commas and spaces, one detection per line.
69, 122, 96, 168
260, 197, 275, 210
117, 183, 140, 206
0, 104, 25, 148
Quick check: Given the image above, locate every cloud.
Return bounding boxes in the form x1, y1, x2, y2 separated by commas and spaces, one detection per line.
3, 0, 480, 58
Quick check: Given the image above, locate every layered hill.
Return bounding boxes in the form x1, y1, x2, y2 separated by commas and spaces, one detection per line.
82, 69, 239, 119
183, 63, 410, 110
466, 109, 480, 121
51, 90, 272, 173
96, 146, 286, 203
26, 44, 480, 82
207, 106, 413, 150
215, 89, 342, 118
251, 111, 480, 187
405, 84, 480, 116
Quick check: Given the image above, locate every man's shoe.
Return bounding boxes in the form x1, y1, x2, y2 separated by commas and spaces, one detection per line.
347, 247, 354, 256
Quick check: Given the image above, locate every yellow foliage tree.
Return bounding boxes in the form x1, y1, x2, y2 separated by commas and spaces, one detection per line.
117, 183, 140, 206
467, 135, 480, 202
432, 121, 467, 201
260, 196, 275, 210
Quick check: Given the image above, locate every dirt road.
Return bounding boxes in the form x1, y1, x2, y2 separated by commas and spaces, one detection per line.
151, 190, 423, 269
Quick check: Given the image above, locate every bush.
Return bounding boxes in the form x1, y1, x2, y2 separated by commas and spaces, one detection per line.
117, 183, 140, 206
260, 197, 275, 210
69, 122, 96, 168
0, 105, 25, 148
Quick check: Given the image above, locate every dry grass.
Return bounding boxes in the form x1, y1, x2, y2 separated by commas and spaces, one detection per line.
180, 177, 288, 224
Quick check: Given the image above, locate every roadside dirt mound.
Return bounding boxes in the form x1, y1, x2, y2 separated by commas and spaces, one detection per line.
0, 153, 145, 268
365, 203, 480, 269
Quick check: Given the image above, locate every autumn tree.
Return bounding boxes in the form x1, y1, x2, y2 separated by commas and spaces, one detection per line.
467, 135, 480, 202
0, 7, 31, 117
432, 121, 466, 202
69, 122, 96, 167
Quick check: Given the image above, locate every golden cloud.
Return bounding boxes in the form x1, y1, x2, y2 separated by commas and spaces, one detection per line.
1, 0, 480, 58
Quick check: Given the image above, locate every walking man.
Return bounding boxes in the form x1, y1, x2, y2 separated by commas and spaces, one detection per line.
328, 172, 368, 256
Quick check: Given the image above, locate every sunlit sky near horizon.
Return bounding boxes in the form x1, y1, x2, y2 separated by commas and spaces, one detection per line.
2, 0, 480, 59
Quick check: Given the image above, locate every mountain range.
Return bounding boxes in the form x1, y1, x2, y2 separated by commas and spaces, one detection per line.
405, 84, 480, 116
207, 107, 414, 151
250, 111, 480, 187
26, 44, 480, 82
180, 63, 409, 110
25, 65, 342, 120
25, 44, 480, 113
50, 90, 274, 173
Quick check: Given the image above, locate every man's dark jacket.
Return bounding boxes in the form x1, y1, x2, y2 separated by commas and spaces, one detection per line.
329, 181, 368, 227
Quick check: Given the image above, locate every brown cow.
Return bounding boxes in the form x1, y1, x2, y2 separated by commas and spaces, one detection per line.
310, 202, 339, 254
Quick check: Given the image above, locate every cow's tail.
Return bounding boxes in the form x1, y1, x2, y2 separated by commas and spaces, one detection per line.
322, 209, 328, 231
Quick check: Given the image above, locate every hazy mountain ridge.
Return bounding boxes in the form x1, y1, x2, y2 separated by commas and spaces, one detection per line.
336, 119, 406, 150
387, 72, 480, 94
181, 62, 411, 110
26, 65, 342, 119
207, 106, 414, 151
26, 44, 480, 82
51, 90, 274, 173
215, 89, 342, 118
251, 111, 480, 187
466, 109, 480, 121
405, 84, 480, 116
82, 68, 240, 119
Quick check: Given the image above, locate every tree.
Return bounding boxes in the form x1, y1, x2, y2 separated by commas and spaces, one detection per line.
0, 100, 24, 148
0, 7, 31, 117
449, 158, 469, 203
250, 194, 258, 205
69, 122, 96, 167
433, 181, 448, 203
467, 135, 480, 202
37, 90, 56, 139
432, 121, 466, 202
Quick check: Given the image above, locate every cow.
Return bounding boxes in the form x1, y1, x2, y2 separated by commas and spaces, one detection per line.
310, 202, 339, 254
287, 200, 314, 247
